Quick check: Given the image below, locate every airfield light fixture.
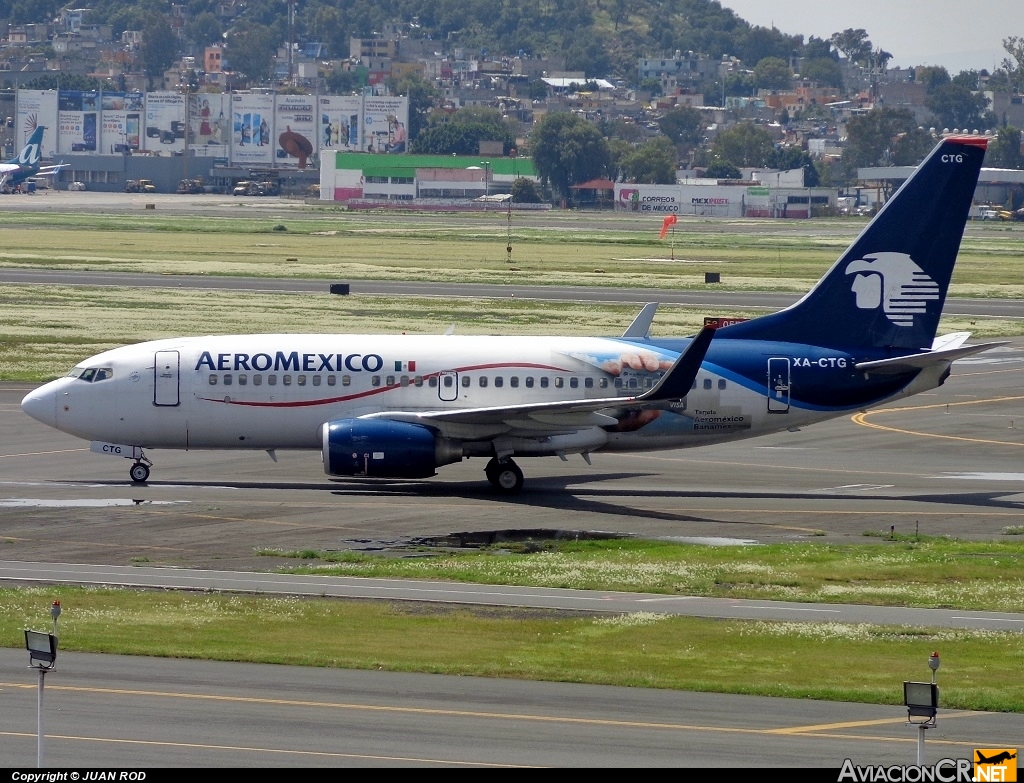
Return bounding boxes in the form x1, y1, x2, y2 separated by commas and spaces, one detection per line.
905, 651, 940, 765
25, 626, 58, 767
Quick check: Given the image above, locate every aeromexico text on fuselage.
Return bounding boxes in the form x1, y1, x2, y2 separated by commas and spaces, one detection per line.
195, 350, 387, 373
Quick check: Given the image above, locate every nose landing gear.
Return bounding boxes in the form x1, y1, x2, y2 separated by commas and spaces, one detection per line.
484, 457, 524, 494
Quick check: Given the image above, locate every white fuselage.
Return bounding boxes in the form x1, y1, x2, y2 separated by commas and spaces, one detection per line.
21, 333, 932, 462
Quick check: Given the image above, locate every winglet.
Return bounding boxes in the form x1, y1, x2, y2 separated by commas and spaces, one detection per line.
640, 326, 715, 402
621, 302, 659, 339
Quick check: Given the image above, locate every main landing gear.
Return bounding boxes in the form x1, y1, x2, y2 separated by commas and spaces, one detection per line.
128, 450, 153, 483
485, 457, 524, 494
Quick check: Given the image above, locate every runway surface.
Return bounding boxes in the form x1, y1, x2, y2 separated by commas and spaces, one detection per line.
3, 267, 1024, 319
4, 647, 1020, 768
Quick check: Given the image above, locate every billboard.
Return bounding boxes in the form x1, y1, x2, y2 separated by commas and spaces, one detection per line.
360, 96, 408, 153
58, 91, 99, 153
143, 92, 185, 153
16, 90, 58, 157
188, 92, 230, 157
230, 93, 274, 165
100, 92, 144, 154
274, 94, 316, 169
318, 95, 361, 153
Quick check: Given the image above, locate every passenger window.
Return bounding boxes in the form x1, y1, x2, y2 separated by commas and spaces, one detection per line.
554, 377, 564, 388
401, 375, 410, 387
570, 377, 579, 389
462, 376, 471, 387
297, 375, 306, 386
584, 377, 593, 388
372, 376, 381, 387
312, 375, 321, 386
268, 374, 277, 386
494, 377, 504, 388
414, 376, 423, 387
510, 376, 519, 388
386, 375, 395, 386
540, 377, 549, 389
429, 376, 438, 387
718, 379, 727, 390
703, 378, 712, 390
628, 378, 638, 389
253, 374, 262, 386
614, 378, 622, 388
208, 375, 217, 386
525, 377, 534, 388
342, 375, 350, 386
282, 375, 292, 386
224, 374, 233, 386
238, 374, 247, 386
327, 375, 336, 386
443, 375, 453, 388
479, 376, 488, 388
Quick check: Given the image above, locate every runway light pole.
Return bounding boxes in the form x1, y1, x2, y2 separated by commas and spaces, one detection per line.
25, 627, 58, 767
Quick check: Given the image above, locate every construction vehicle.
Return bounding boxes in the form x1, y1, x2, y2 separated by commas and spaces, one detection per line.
125, 179, 156, 193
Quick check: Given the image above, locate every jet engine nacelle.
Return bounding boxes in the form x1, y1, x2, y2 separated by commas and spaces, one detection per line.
322, 419, 463, 478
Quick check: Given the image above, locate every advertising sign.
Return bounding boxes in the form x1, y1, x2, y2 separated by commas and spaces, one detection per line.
230, 93, 274, 165
360, 96, 408, 153
16, 90, 58, 157
100, 92, 144, 153
188, 92, 230, 157
318, 95, 361, 153
58, 90, 99, 153
143, 92, 185, 153
274, 94, 316, 169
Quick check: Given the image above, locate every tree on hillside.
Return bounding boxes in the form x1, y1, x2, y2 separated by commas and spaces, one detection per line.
711, 123, 775, 168
620, 137, 677, 184
800, 58, 843, 88
986, 127, 1024, 169
530, 112, 610, 204
658, 106, 704, 151
829, 28, 871, 64
226, 20, 277, 84
753, 57, 792, 90
926, 84, 993, 131
140, 15, 177, 85
842, 108, 933, 169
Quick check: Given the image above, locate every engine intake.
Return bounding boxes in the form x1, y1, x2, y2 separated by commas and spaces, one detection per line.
322, 419, 462, 478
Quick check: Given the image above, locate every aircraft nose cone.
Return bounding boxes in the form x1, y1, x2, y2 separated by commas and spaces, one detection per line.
21, 386, 57, 428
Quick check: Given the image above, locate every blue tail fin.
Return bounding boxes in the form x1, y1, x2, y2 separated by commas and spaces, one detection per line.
721, 136, 987, 351
8, 125, 44, 167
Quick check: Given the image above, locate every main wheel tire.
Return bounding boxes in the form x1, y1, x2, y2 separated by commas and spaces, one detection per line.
129, 462, 150, 483
492, 460, 523, 494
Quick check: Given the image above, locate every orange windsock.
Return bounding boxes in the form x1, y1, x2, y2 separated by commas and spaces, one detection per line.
659, 214, 678, 239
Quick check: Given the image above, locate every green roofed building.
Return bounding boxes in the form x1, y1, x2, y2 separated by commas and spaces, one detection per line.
319, 151, 540, 209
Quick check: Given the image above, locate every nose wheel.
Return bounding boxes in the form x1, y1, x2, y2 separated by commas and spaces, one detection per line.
485, 457, 524, 494
127, 449, 153, 483
129, 462, 150, 483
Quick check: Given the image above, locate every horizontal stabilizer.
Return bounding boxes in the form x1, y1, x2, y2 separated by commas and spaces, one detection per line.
855, 341, 1006, 375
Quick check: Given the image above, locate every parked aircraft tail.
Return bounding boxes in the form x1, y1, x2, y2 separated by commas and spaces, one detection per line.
8, 125, 44, 167
720, 136, 987, 351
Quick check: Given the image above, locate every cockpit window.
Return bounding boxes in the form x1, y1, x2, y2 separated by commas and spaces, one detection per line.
70, 367, 113, 383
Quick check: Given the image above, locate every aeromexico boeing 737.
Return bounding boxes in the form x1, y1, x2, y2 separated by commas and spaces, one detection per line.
22, 135, 997, 493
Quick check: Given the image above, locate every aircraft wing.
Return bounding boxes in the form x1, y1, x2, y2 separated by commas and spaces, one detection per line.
0, 162, 20, 174
854, 341, 1007, 375
364, 327, 715, 436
